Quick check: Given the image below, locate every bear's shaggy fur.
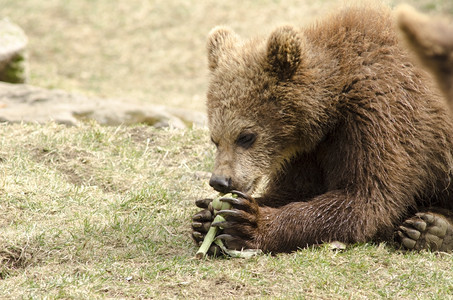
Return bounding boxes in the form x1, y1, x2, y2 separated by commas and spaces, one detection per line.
193, 5, 453, 253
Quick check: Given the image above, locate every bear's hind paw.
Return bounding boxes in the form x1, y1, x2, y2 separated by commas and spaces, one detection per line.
397, 212, 453, 252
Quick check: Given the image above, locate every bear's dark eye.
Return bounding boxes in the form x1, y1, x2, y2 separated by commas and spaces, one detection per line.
236, 132, 257, 149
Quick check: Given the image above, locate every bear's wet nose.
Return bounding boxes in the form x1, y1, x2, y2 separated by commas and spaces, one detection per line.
209, 174, 232, 193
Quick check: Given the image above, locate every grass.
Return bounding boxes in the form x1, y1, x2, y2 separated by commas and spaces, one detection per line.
0, 123, 213, 298
0, 122, 452, 299
0, 0, 453, 299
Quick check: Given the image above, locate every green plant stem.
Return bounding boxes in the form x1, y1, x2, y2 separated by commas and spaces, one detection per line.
195, 194, 231, 259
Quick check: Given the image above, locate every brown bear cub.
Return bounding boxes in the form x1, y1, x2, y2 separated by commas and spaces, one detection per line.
191, 5, 453, 253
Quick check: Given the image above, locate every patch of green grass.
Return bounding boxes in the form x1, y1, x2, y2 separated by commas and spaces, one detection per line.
0, 122, 452, 298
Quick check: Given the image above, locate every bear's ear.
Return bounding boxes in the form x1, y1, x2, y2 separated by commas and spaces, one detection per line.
207, 26, 239, 71
266, 25, 302, 80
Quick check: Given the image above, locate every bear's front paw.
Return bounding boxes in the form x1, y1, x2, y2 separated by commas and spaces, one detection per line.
213, 191, 260, 251
191, 198, 222, 255
398, 212, 453, 252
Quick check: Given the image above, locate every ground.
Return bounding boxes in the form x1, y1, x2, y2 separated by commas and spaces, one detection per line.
0, 123, 452, 298
0, 0, 452, 298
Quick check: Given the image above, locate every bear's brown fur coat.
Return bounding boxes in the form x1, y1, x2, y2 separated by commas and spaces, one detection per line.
193, 5, 453, 253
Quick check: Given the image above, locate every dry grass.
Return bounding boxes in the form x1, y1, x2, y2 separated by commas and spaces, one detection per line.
1, 0, 453, 298
0, 122, 212, 297
0, 122, 452, 299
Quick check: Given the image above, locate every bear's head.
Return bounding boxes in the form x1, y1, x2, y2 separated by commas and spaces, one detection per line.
206, 25, 329, 194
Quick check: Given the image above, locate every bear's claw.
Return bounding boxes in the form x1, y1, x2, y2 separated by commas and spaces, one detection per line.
397, 212, 453, 252
405, 218, 427, 232
231, 190, 253, 200
399, 226, 421, 240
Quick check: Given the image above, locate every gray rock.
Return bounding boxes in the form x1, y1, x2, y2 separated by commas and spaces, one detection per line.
0, 19, 28, 83
0, 82, 207, 128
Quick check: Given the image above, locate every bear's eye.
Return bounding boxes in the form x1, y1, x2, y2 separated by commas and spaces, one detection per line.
236, 132, 257, 149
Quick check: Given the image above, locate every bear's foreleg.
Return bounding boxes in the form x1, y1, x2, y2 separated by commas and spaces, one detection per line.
215, 189, 391, 253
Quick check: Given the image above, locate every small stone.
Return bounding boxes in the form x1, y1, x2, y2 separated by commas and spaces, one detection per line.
327, 241, 347, 251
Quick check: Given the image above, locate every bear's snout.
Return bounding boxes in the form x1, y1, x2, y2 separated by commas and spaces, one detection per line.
209, 174, 232, 193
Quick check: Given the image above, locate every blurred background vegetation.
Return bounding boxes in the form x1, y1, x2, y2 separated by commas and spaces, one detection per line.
0, 0, 452, 112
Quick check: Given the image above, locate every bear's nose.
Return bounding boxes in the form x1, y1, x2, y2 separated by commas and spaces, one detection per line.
209, 174, 232, 193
